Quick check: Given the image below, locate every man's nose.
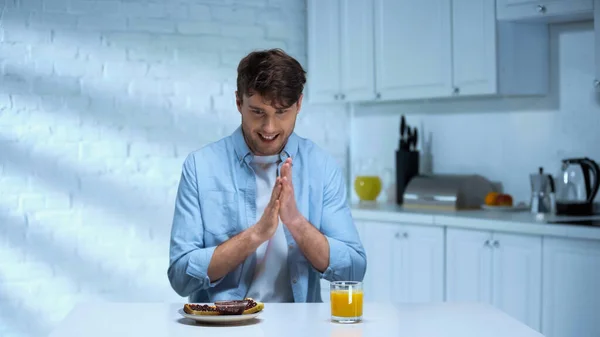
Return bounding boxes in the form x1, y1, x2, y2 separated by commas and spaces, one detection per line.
262, 117, 277, 132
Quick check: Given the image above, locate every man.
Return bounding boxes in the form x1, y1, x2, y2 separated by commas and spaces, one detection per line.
167, 48, 366, 303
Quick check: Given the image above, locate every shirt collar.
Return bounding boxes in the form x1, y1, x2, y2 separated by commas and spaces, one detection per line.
232, 126, 299, 165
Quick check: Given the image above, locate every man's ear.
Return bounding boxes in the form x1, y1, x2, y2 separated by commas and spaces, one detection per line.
296, 94, 303, 113
235, 91, 243, 114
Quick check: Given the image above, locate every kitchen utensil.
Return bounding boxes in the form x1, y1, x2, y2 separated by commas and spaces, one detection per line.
399, 115, 407, 151
555, 157, 600, 215
412, 127, 418, 151
529, 166, 555, 214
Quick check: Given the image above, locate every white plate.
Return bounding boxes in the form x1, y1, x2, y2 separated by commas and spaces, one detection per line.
481, 204, 528, 212
178, 308, 262, 323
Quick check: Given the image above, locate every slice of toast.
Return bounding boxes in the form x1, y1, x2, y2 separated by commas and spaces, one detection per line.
183, 298, 264, 316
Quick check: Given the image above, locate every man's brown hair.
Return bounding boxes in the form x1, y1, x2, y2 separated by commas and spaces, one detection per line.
236, 48, 307, 109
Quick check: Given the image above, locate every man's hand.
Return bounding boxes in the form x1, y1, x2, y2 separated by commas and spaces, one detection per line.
252, 176, 283, 242
279, 158, 305, 228
207, 177, 282, 282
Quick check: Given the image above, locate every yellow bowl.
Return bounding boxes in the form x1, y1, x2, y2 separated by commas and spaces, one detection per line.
354, 176, 382, 201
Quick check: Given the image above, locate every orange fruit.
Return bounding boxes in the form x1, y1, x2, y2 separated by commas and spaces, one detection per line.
496, 194, 513, 207
485, 192, 499, 206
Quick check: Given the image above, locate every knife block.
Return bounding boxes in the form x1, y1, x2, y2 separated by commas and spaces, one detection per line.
396, 150, 420, 205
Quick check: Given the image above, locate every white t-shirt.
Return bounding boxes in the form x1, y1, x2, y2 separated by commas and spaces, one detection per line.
245, 154, 294, 302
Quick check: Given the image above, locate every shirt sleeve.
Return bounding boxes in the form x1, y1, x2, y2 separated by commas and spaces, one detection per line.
318, 156, 367, 282
167, 154, 224, 297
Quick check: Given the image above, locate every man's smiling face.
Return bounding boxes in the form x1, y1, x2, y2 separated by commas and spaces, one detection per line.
237, 91, 303, 156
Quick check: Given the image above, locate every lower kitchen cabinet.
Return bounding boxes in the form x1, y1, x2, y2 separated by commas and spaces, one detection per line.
320, 220, 445, 304
446, 228, 542, 332
357, 220, 445, 304
541, 237, 600, 337
324, 217, 600, 337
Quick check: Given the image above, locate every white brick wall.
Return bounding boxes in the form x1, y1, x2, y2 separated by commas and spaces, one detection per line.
0, 1, 349, 336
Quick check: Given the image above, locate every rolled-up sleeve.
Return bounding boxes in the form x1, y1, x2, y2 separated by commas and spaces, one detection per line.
167, 154, 224, 297
319, 157, 367, 282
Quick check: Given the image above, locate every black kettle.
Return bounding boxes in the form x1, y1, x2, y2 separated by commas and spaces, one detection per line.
555, 157, 600, 216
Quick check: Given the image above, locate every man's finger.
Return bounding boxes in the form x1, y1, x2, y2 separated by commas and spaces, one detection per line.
270, 199, 280, 219
286, 158, 293, 182
269, 179, 282, 206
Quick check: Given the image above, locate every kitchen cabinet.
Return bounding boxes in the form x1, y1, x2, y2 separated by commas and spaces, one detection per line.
452, 0, 548, 97
306, 0, 549, 104
373, 0, 453, 100
497, 0, 594, 23
541, 237, 600, 337
306, 0, 375, 104
321, 220, 444, 304
446, 228, 542, 332
361, 221, 444, 304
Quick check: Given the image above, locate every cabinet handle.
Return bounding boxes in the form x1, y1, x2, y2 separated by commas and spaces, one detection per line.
340, 93, 345, 100
376, 92, 381, 99
594, 80, 600, 88
334, 94, 339, 100
493, 240, 499, 248
484, 240, 490, 247
403, 232, 408, 238
395, 232, 400, 239
537, 5, 546, 13
453, 87, 460, 95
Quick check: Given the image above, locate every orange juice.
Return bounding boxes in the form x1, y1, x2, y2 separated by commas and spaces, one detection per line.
330, 289, 363, 318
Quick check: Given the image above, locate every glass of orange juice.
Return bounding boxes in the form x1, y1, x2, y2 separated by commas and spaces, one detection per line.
330, 281, 363, 323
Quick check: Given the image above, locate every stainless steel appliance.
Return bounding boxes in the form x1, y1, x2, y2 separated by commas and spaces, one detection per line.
555, 157, 600, 216
402, 174, 495, 211
530, 167, 555, 214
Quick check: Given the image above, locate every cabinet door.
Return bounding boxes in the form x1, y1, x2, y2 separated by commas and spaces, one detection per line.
393, 224, 444, 303
452, 0, 497, 96
374, 0, 452, 100
446, 228, 493, 304
491, 233, 542, 332
497, 0, 593, 22
542, 237, 600, 337
361, 221, 444, 304
306, 0, 341, 104
339, 0, 375, 102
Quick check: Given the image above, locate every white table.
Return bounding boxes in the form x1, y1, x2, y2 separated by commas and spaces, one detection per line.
49, 302, 544, 337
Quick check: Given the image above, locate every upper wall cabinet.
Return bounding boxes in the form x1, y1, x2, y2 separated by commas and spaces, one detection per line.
374, 0, 549, 101
306, 0, 550, 104
306, 0, 375, 104
497, 0, 594, 23
373, 0, 453, 100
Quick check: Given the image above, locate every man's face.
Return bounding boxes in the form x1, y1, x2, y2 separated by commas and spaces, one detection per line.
236, 92, 302, 156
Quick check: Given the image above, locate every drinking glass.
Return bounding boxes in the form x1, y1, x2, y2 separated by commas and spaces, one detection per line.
330, 281, 363, 323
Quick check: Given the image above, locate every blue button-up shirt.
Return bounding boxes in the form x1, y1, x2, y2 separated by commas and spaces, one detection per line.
167, 126, 367, 303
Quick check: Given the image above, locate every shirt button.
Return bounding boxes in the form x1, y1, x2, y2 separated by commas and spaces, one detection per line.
288, 244, 294, 249
292, 279, 297, 284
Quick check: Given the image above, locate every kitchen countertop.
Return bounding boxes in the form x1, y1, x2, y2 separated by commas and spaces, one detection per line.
48, 302, 543, 337
351, 202, 600, 240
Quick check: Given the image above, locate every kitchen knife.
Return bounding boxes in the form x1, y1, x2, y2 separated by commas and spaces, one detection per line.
412, 127, 418, 151
399, 115, 407, 151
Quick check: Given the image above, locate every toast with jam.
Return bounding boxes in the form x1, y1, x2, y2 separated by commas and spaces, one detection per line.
183, 298, 264, 316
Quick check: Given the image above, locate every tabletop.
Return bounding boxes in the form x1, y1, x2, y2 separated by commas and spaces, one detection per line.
48, 301, 544, 337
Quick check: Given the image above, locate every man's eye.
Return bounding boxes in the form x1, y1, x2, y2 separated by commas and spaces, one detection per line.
252, 110, 263, 115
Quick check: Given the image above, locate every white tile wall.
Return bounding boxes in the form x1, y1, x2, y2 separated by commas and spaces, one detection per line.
350, 21, 600, 206
0, 1, 348, 336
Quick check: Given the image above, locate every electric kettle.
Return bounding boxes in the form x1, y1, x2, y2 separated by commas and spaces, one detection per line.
555, 157, 600, 215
